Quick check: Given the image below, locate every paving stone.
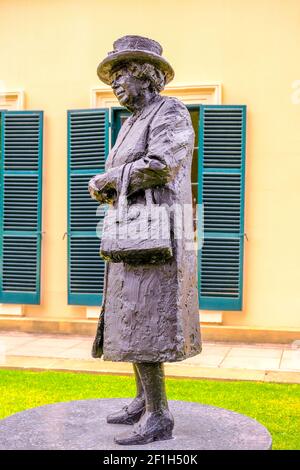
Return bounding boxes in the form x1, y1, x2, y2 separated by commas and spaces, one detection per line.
8, 346, 77, 357
226, 347, 283, 359
220, 356, 281, 371
0, 355, 58, 369
178, 354, 225, 367
280, 358, 300, 371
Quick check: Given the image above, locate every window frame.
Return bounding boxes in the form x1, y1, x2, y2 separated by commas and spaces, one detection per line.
0, 110, 44, 305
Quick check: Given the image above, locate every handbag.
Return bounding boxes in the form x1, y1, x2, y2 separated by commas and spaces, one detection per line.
91, 261, 110, 359
91, 308, 104, 358
99, 162, 173, 265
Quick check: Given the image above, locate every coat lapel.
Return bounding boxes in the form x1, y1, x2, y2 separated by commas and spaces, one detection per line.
106, 95, 166, 170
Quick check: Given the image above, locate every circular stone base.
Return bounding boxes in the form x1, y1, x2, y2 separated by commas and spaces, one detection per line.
0, 399, 272, 450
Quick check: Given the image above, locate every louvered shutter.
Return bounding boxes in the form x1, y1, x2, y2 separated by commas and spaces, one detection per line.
0, 111, 43, 304
67, 109, 109, 305
198, 105, 246, 310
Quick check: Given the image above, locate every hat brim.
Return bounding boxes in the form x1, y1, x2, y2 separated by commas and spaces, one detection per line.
97, 50, 174, 85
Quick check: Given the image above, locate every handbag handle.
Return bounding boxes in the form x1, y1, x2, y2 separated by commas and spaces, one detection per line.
144, 188, 154, 206
116, 163, 132, 216
117, 162, 154, 215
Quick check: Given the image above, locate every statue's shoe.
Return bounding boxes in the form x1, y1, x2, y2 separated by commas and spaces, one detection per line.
114, 409, 174, 445
107, 398, 145, 425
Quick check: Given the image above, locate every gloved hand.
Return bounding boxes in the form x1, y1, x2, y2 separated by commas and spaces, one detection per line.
88, 173, 116, 204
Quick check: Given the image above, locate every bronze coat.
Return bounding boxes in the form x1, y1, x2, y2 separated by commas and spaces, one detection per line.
98, 95, 201, 362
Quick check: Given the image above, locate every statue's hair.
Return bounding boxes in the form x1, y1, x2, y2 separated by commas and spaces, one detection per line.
111, 61, 166, 92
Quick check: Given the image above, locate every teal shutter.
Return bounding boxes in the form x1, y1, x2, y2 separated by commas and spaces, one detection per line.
0, 110, 43, 304
198, 105, 246, 310
67, 109, 109, 305
111, 107, 131, 145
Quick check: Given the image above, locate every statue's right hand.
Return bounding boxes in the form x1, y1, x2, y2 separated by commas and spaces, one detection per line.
88, 175, 116, 204
88, 177, 106, 203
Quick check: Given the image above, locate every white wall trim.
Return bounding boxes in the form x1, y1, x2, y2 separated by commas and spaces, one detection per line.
86, 307, 102, 319
0, 89, 25, 110
90, 82, 222, 108
200, 311, 223, 324
0, 304, 24, 316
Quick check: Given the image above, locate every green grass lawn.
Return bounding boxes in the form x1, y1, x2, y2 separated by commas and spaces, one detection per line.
0, 369, 299, 450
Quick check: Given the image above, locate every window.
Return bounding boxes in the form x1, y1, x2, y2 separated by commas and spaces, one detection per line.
198, 105, 246, 310
67, 109, 109, 306
67, 104, 246, 310
0, 110, 44, 304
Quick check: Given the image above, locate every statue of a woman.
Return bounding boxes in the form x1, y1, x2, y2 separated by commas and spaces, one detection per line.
88, 35, 201, 445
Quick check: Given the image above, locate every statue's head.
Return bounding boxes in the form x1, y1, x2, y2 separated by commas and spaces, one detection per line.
97, 35, 174, 111
109, 61, 166, 110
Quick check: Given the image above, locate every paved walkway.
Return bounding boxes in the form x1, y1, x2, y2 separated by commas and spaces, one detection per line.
0, 331, 300, 383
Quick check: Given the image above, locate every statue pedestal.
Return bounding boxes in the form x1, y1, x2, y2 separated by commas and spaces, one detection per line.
0, 399, 272, 450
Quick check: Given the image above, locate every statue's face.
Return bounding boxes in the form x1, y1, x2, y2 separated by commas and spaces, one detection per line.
110, 66, 148, 110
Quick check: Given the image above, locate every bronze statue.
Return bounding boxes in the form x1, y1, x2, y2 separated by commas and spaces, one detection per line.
88, 35, 202, 445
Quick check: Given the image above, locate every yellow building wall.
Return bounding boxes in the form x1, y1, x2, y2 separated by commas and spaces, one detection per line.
0, 0, 300, 329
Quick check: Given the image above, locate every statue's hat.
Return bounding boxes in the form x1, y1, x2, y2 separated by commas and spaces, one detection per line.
97, 35, 174, 85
